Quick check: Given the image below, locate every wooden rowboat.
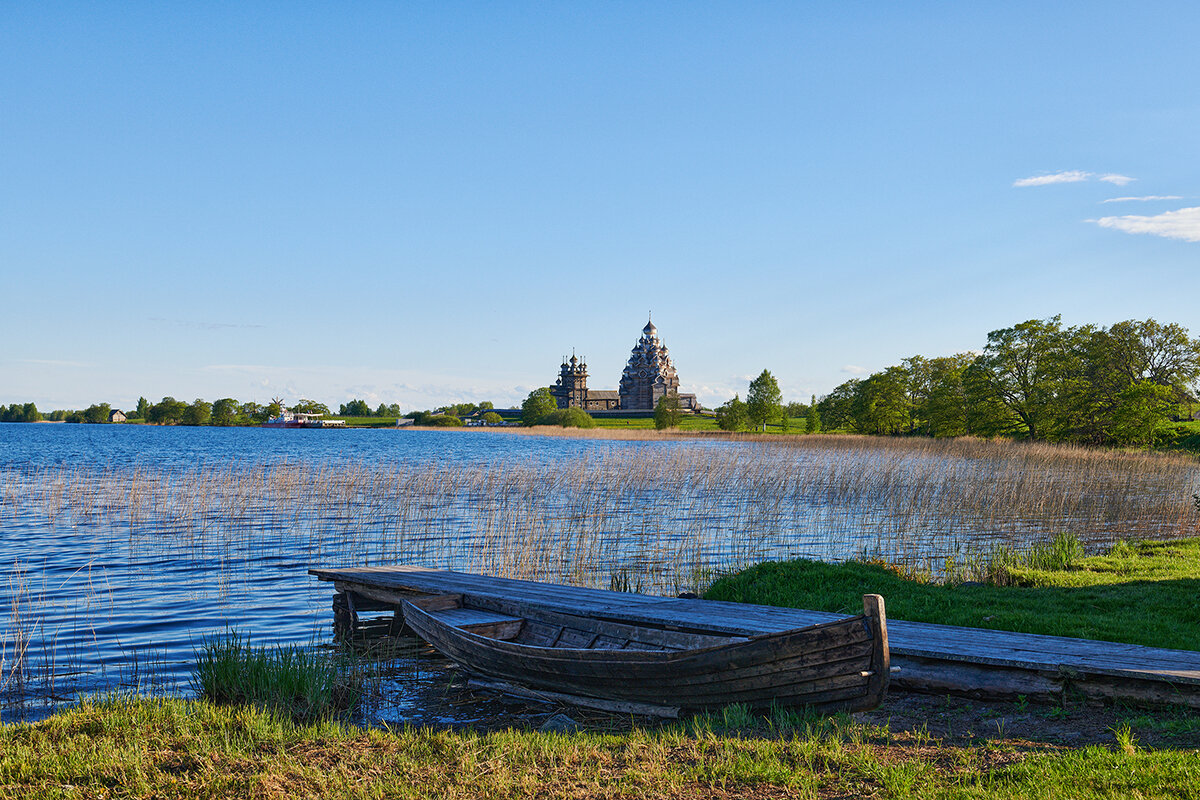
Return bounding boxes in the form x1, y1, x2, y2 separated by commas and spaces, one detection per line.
400, 592, 890, 715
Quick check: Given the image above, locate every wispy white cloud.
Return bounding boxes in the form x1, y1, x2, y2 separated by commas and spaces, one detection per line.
1101, 195, 1184, 204
1091, 206, 1200, 243
841, 365, 869, 375
1013, 171, 1138, 188
1013, 170, 1092, 187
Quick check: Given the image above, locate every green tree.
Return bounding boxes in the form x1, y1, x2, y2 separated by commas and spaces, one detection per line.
291, 399, 330, 415
806, 394, 821, 434
817, 380, 859, 432
715, 395, 748, 431
20, 402, 41, 422
134, 397, 150, 420
83, 403, 112, 424
962, 359, 1019, 437
850, 367, 911, 435
147, 396, 186, 425
918, 355, 973, 437
521, 388, 558, 426
1110, 381, 1176, 447
654, 394, 683, 430
482, 411, 503, 425
975, 316, 1080, 440
240, 401, 265, 421
182, 399, 212, 426
746, 369, 783, 431
211, 398, 239, 426
340, 399, 372, 417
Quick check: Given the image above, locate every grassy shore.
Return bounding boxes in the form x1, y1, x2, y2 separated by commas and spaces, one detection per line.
3, 694, 1198, 799
705, 537, 1200, 651
4, 538, 1200, 797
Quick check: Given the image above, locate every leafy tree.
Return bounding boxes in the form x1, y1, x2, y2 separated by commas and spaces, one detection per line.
521, 388, 557, 426
1104, 318, 1200, 391
478, 401, 494, 411
715, 395, 749, 431
962, 359, 1019, 437
134, 397, 150, 420
1110, 381, 1176, 447
1, 403, 41, 423
482, 411, 503, 424
746, 369, 783, 431
211, 398, 239, 426
917, 355, 973, 437
806, 394, 821, 434
291, 399, 331, 415
147, 396, 186, 425
817, 380, 859, 432
426, 414, 465, 427
240, 401, 265, 421
83, 403, 112, 424
850, 366, 910, 435
340, 399, 372, 417
975, 316, 1083, 440
654, 394, 683, 430
375, 403, 402, 417
182, 399, 212, 426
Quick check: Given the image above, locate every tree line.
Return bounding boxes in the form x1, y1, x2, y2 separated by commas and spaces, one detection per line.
815, 316, 1199, 447
1, 397, 415, 426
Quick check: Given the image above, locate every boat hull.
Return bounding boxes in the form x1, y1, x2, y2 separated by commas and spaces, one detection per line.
401, 595, 889, 712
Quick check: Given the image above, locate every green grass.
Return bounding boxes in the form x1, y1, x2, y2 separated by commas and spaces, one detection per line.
192, 633, 362, 723
704, 537, 1200, 651
3, 696, 1198, 799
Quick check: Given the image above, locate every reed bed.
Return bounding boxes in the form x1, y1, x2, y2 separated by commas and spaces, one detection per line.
2, 436, 1197, 591
2, 435, 1199, 718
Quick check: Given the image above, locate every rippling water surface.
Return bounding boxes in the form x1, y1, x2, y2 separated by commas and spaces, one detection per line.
0, 424, 733, 723
2, 423, 1197, 723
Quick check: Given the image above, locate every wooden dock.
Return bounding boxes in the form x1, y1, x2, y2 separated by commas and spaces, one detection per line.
310, 565, 1200, 710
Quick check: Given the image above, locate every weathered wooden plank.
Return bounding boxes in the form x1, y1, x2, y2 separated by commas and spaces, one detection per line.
428, 608, 521, 628
313, 564, 1200, 707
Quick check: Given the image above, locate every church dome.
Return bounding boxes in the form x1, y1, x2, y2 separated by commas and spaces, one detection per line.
643, 319, 657, 337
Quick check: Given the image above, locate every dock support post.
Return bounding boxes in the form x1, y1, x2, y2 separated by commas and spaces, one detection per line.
862, 594, 890, 704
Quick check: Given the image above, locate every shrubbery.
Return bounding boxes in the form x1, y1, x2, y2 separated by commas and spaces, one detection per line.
537, 408, 597, 428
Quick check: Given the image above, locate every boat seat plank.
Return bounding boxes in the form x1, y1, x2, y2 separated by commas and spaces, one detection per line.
427, 608, 522, 629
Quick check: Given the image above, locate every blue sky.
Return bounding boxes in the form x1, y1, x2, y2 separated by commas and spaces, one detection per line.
3, 3, 1198, 412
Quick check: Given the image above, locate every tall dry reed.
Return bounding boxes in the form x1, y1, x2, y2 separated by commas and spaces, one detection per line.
2, 436, 1197, 595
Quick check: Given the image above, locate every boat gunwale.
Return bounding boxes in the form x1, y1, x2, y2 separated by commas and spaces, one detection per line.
400, 598, 876, 664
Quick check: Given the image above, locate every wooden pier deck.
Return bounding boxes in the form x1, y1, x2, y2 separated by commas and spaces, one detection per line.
310, 565, 1200, 709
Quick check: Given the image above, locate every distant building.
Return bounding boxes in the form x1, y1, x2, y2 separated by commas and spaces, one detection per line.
550, 355, 621, 411
551, 318, 698, 412
109, 409, 127, 423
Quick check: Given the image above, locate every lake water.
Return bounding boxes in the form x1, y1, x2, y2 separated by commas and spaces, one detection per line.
0, 424, 746, 724
2, 423, 1196, 724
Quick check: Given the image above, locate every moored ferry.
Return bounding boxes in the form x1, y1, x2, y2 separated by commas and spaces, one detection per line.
262, 407, 345, 428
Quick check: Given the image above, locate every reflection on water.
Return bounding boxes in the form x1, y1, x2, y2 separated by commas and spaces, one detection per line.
2, 424, 1198, 722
